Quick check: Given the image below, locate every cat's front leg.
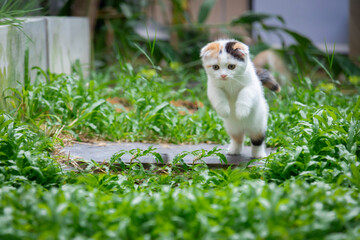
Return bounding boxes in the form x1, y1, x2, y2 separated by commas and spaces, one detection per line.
216, 103, 231, 119
227, 133, 245, 155
235, 87, 255, 120
208, 87, 230, 118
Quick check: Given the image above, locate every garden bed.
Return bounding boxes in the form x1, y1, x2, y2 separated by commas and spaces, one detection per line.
1, 59, 359, 238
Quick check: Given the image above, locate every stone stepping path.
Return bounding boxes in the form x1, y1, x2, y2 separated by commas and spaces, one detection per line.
60, 142, 273, 168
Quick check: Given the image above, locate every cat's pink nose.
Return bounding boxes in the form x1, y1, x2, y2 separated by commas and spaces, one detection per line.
221, 74, 227, 79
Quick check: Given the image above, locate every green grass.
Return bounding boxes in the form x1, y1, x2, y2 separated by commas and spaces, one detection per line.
7, 64, 226, 144
0, 113, 62, 188
1, 180, 359, 239
1, 60, 360, 239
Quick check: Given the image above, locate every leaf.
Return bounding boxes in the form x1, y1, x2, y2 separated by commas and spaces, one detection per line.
133, 43, 160, 70
198, 0, 216, 23
0, 120, 12, 131
350, 163, 360, 189
231, 12, 285, 25
172, 151, 190, 169
151, 102, 169, 115
69, 99, 106, 128
23, 166, 44, 178
314, 114, 329, 128
347, 120, 356, 152
151, 152, 164, 164
281, 28, 313, 46
324, 40, 336, 71
151, 125, 161, 133
142, 146, 157, 155
146, 102, 169, 121
321, 106, 340, 121
215, 153, 227, 164
294, 146, 304, 161
312, 57, 333, 80
246, 158, 261, 168
109, 150, 127, 168
282, 161, 304, 176
207, 147, 220, 155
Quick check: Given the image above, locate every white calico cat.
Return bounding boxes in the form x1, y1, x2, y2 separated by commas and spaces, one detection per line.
200, 39, 280, 158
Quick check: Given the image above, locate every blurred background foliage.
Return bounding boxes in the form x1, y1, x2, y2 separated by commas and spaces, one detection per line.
53, 0, 360, 80
1, 0, 360, 84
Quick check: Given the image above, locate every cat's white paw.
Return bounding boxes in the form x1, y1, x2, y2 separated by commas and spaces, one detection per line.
236, 106, 250, 119
227, 148, 240, 155
217, 106, 230, 118
251, 146, 267, 158
252, 152, 267, 158
227, 142, 242, 155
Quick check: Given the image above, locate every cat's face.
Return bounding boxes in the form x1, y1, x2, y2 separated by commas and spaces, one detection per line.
200, 40, 249, 82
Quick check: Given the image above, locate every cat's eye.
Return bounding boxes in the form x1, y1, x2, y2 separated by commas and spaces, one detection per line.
212, 65, 220, 70
228, 64, 236, 70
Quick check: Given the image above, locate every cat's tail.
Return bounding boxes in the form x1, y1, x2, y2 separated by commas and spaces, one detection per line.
256, 68, 281, 92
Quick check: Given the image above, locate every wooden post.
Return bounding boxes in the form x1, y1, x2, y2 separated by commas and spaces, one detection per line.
350, 0, 360, 63
71, 0, 100, 39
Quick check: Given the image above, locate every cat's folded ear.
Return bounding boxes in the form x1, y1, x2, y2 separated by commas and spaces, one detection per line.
200, 46, 208, 58
234, 43, 249, 55
225, 41, 249, 61
200, 42, 220, 58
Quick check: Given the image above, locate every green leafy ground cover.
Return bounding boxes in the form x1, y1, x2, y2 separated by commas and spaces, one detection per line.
1, 62, 360, 239
1, 1, 359, 238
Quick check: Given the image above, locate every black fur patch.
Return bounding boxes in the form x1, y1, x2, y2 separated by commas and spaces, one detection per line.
251, 134, 265, 146
256, 68, 281, 92
225, 41, 244, 61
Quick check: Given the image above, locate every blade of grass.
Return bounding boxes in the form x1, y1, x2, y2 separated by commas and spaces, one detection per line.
324, 40, 336, 71
133, 43, 160, 70
145, 23, 157, 56
312, 56, 334, 81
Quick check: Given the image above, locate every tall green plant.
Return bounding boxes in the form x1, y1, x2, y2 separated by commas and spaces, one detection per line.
0, 0, 40, 26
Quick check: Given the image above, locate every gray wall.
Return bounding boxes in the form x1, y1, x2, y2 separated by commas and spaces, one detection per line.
253, 0, 349, 52
0, 17, 90, 108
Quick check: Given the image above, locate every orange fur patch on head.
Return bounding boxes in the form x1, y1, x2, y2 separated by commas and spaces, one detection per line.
201, 42, 221, 58
206, 42, 220, 53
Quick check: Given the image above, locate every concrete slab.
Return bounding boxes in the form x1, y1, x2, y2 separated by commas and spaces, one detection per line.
0, 18, 47, 107
61, 142, 271, 168
0, 17, 90, 108
46, 17, 90, 76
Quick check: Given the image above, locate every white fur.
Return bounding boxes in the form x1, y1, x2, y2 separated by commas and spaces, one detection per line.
201, 39, 268, 158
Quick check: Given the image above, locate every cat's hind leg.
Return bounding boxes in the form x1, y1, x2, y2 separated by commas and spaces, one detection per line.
227, 133, 245, 155
250, 133, 267, 158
